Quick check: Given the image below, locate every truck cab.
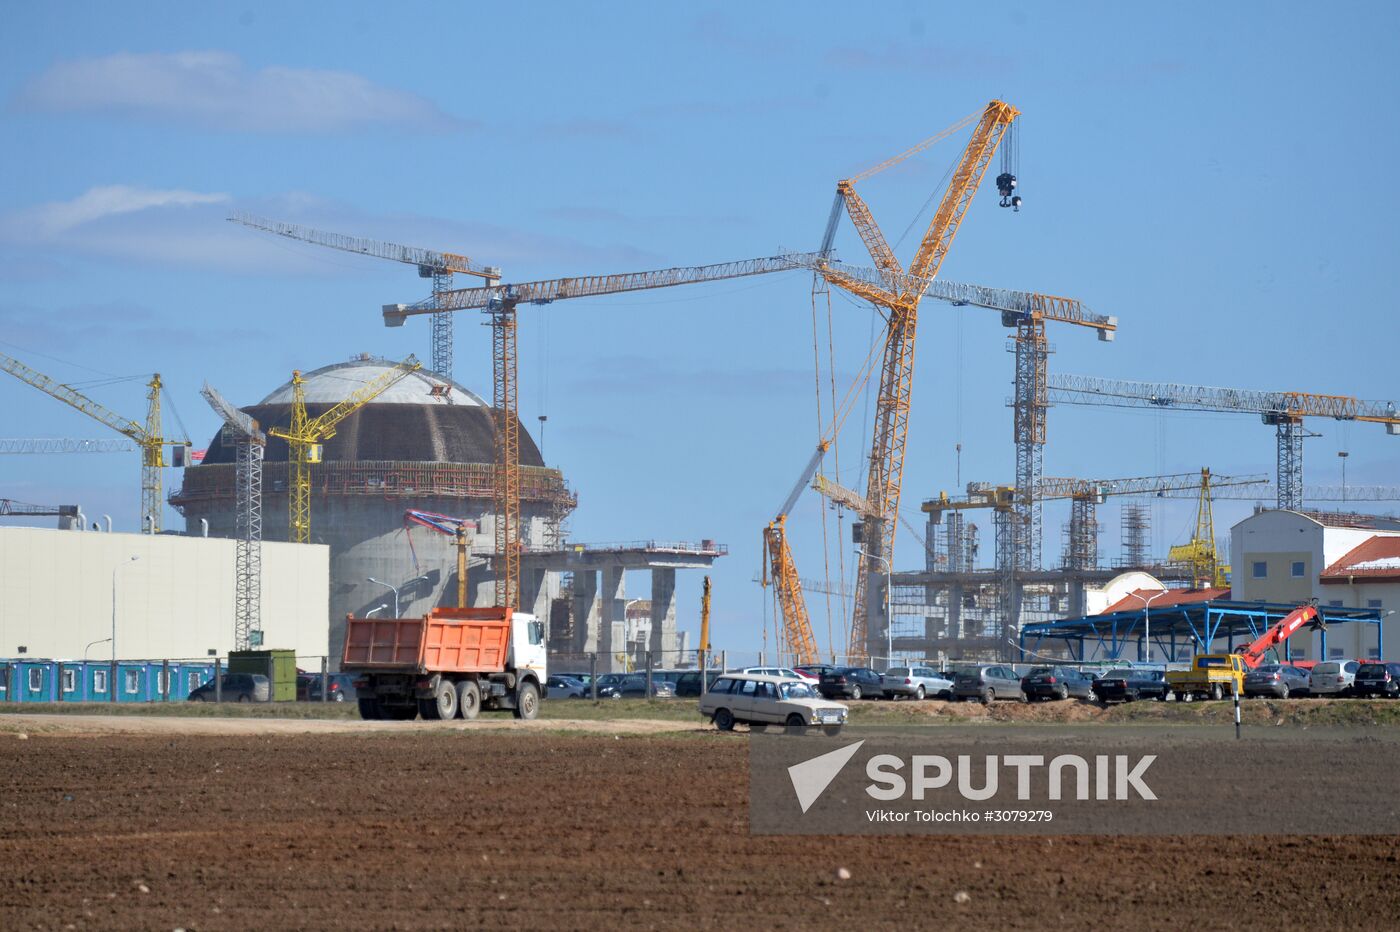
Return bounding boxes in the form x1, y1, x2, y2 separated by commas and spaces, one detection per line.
1166, 653, 1246, 702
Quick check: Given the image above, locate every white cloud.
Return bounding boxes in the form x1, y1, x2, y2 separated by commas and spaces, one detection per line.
18, 185, 229, 237
13, 51, 462, 133
0, 189, 664, 274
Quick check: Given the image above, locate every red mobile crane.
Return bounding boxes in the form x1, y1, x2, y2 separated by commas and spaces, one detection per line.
1167, 602, 1324, 701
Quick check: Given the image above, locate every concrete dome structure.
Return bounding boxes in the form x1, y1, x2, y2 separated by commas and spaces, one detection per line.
172, 355, 574, 667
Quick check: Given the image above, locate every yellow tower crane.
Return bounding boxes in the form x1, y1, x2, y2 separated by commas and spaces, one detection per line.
0, 350, 189, 531
1168, 468, 1230, 589
268, 355, 422, 543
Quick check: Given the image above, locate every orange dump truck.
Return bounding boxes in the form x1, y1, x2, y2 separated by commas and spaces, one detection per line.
343, 606, 547, 721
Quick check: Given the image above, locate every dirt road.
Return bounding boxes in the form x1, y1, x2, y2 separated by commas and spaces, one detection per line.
1, 729, 1396, 929
0, 711, 690, 737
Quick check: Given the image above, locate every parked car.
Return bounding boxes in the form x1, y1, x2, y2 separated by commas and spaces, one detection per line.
1092, 668, 1169, 703
546, 675, 589, 699
1243, 663, 1312, 699
699, 673, 849, 733
1353, 662, 1400, 698
951, 665, 1026, 703
674, 669, 723, 698
817, 667, 885, 700
598, 673, 675, 699
555, 672, 594, 689
794, 663, 840, 681
740, 666, 819, 685
305, 673, 356, 702
1309, 660, 1362, 697
881, 666, 953, 700
593, 673, 627, 697
188, 673, 270, 703
1021, 665, 1095, 701
295, 673, 317, 701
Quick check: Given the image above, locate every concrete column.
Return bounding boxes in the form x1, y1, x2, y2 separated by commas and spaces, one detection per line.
602, 567, 626, 674
650, 567, 677, 662
571, 570, 600, 656
865, 570, 888, 664
1068, 577, 1087, 619
520, 566, 550, 620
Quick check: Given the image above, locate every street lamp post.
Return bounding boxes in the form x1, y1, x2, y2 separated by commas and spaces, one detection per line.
856, 547, 892, 667
111, 555, 140, 663
366, 577, 401, 618
1127, 589, 1166, 663
367, 576, 429, 619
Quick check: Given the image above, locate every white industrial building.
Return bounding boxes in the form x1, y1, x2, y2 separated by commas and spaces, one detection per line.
1230, 509, 1400, 661
0, 526, 329, 662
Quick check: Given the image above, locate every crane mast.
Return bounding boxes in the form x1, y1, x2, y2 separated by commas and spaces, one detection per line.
201, 382, 266, 650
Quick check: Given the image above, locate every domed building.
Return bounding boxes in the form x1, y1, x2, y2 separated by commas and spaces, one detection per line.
171, 355, 575, 667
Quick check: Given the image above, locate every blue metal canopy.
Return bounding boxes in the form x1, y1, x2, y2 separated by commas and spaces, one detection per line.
1020, 599, 1384, 663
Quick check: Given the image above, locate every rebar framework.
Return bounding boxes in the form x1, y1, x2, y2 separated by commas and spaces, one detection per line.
1064, 496, 1098, 571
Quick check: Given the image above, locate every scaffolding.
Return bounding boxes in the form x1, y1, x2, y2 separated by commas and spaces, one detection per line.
1120, 503, 1151, 566
172, 460, 575, 512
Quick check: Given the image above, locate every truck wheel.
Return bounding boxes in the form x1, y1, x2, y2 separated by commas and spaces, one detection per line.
1182, 691, 1194, 703
418, 699, 440, 720
357, 697, 383, 720
431, 681, 458, 720
385, 704, 417, 720
513, 682, 540, 720
456, 680, 480, 720
1209, 683, 1224, 702
714, 708, 735, 731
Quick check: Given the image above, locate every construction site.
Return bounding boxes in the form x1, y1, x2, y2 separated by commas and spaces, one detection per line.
9, 6, 1400, 929
3, 95, 1399, 676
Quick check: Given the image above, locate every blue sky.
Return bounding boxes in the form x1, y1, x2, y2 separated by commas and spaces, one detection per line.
1, 1, 1397, 653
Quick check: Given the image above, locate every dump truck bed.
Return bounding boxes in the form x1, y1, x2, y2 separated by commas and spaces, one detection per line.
342, 607, 511, 674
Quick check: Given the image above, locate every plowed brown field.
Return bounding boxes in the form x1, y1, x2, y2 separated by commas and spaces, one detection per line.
2, 726, 1396, 929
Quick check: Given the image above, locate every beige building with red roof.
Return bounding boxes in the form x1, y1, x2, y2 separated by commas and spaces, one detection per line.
1230, 509, 1400, 661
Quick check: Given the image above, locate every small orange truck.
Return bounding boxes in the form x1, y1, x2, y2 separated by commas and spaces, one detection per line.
343, 606, 547, 721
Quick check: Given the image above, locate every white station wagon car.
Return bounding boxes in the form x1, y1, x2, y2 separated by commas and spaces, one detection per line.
699, 673, 849, 733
